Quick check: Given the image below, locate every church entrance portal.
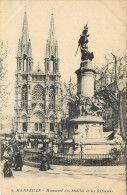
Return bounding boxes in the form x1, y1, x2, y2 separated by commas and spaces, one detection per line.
31, 112, 45, 132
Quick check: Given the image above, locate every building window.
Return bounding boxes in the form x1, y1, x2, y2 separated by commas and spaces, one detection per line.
39, 123, 42, 131
50, 123, 54, 131
32, 85, 45, 100
50, 59, 54, 72
49, 86, 55, 109
35, 123, 42, 131
35, 123, 38, 131
21, 84, 28, 110
19, 60, 21, 71
23, 122, 27, 132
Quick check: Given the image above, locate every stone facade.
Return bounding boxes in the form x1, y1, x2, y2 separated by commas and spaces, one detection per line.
14, 12, 63, 137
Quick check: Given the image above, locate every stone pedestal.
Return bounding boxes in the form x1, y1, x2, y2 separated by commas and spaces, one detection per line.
75, 61, 95, 98
68, 59, 115, 155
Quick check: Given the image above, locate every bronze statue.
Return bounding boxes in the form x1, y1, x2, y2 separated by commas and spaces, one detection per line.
76, 23, 94, 62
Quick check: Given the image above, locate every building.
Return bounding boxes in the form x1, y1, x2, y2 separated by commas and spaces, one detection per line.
14, 12, 63, 138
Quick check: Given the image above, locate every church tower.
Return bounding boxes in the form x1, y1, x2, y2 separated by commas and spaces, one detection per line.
15, 12, 62, 138
44, 14, 62, 135
15, 11, 33, 133
45, 14, 59, 73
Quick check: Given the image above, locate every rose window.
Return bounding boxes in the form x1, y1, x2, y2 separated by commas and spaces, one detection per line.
32, 85, 45, 100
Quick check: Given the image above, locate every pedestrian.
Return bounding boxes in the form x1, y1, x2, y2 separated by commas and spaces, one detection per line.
3, 155, 13, 178
7, 146, 13, 167
14, 150, 23, 171
40, 152, 49, 171
19, 146, 24, 163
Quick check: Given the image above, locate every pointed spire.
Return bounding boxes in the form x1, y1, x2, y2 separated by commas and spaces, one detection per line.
48, 14, 55, 46
46, 14, 58, 58
45, 14, 59, 73
21, 11, 29, 55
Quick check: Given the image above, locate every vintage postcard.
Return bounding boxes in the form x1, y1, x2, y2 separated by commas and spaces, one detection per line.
0, 0, 126, 195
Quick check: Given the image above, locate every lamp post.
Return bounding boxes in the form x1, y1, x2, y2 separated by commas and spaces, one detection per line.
80, 142, 83, 165
51, 139, 54, 157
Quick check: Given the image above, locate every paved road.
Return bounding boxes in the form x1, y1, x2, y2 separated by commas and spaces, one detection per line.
1, 164, 126, 195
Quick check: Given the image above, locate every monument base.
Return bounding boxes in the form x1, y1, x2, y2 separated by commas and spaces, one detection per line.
69, 115, 115, 155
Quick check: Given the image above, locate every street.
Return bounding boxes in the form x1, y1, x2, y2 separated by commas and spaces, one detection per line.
1, 164, 126, 195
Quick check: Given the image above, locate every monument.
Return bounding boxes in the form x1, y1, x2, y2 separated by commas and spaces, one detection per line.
69, 24, 115, 154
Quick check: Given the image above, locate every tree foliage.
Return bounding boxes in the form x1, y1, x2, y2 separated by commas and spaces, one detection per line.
0, 42, 9, 120
109, 133, 125, 161
95, 53, 126, 140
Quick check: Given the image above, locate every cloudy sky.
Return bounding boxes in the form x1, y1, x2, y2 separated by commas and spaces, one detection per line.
0, 0, 126, 117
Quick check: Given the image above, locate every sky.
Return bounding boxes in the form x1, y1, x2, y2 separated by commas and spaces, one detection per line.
0, 0, 126, 118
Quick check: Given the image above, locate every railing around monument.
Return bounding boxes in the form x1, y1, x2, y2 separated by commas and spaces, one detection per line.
49, 153, 115, 166
24, 149, 122, 166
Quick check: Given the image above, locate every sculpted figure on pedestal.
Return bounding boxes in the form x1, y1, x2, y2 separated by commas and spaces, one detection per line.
76, 23, 94, 62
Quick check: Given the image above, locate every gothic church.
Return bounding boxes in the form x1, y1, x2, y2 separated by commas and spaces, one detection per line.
14, 12, 63, 138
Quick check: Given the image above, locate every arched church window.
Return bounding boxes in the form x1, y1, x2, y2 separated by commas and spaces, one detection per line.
49, 86, 55, 101
32, 85, 45, 101
23, 122, 27, 132
21, 84, 28, 110
39, 123, 42, 131
35, 123, 38, 131
49, 86, 55, 109
23, 54, 27, 71
50, 123, 54, 131
50, 60, 54, 72
35, 123, 42, 131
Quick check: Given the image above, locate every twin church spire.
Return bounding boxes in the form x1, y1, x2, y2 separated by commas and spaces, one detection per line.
45, 13, 59, 73
17, 11, 59, 73
17, 11, 32, 58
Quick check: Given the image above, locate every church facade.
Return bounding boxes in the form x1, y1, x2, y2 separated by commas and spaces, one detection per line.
14, 12, 63, 138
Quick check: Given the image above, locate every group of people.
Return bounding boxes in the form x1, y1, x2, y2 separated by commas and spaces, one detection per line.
1, 138, 51, 177
1, 140, 24, 178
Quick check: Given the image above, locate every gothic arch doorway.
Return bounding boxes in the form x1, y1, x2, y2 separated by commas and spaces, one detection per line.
31, 112, 45, 131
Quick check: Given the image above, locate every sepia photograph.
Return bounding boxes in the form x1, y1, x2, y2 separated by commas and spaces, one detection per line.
0, 0, 126, 195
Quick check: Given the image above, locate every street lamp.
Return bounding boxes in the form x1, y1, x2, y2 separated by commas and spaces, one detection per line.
80, 142, 83, 165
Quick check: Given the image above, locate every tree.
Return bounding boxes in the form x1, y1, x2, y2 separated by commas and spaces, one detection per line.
111, 54, 126, 140
109, 133, 125, 162
95, 54, 126, 140
0, 42, 10, 121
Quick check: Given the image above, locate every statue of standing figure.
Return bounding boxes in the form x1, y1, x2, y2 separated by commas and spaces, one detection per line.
76, 23, 94, 62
